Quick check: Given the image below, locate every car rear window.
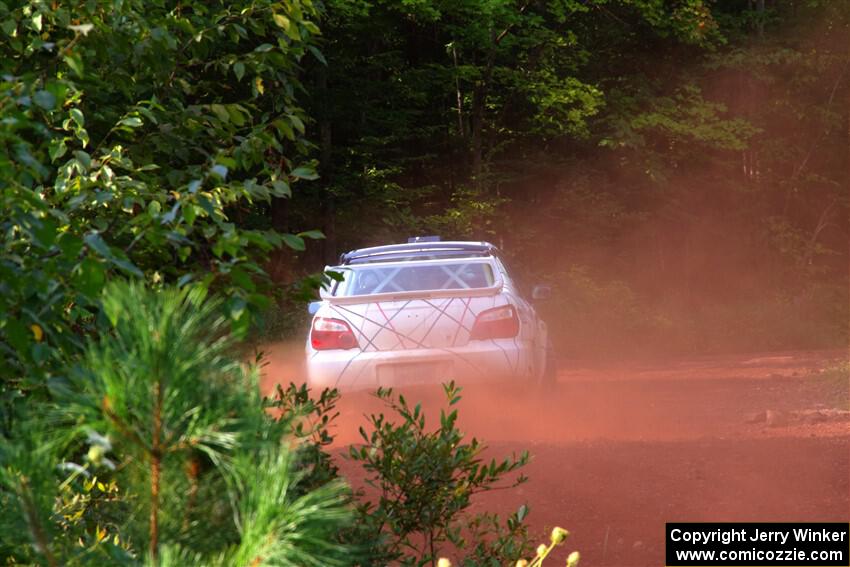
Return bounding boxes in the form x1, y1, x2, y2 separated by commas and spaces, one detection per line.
333, 261, 496, 296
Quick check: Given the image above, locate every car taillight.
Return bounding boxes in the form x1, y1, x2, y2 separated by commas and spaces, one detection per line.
469, 304, 519, 340
311, 317, 359, 350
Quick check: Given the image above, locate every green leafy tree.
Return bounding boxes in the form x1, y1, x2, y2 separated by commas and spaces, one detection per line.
0, 0, 328, 428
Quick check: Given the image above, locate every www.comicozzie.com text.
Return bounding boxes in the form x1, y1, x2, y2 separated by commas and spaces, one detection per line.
670, 527, 848, 546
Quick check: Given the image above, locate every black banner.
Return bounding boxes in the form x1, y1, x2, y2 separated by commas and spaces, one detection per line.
666, 523, 849, 566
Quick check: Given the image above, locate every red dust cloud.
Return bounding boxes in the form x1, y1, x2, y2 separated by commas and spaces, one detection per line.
259, 339, 849, 566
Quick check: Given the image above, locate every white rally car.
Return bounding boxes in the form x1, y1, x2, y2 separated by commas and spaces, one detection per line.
305, 239, 555, 391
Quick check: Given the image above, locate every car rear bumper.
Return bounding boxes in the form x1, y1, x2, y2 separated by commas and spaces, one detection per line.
306, 339, 529, 391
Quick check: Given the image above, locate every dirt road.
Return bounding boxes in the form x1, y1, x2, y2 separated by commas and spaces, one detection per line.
261, 348, 849, 566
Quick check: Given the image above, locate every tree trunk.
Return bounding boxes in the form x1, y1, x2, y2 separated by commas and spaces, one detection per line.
471, 37, 497, 189
322, 197, 336, 265
318, 63, 332, 169
149, 380, 162, 564
452, 43, 465, 138
471, 83, 484, 186
316, 63, 336, 263
799, 200, 836, 270
270, 195, 289, 232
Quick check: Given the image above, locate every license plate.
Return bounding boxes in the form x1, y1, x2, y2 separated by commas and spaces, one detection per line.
378, 362, 449, 386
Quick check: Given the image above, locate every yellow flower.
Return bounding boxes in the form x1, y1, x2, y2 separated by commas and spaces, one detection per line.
515, 560, 529, 567
87, 444, 105, 465
550, 526, 569, 545
537, 543, 548, 557
437, 559, 452, 567
567, 550, 581, 567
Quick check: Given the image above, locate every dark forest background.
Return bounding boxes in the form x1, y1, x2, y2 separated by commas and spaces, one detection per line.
268, 0, 849, 356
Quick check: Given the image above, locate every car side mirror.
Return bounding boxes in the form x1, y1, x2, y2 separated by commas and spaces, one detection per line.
531, 284, 551, 301
307, 300, 322, 315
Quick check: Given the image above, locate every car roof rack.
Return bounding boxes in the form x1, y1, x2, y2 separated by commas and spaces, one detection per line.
339, 241, 497, 265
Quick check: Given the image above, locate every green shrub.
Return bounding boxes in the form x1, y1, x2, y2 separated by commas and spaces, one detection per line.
348, 383, 531, 566
0, 282, 355, 566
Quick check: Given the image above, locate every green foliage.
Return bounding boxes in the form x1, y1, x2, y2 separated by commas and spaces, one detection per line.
448, 509, 533, 567
265, 380, 564, 567
299, 0, 719, 249
423, 187, 507, 240
349, 382, 530, 566
0, 419, 66, 565
264, 382, 343, 492
0, 0, 326, 408
604, 84, 759, 155
0, 282, 354, 566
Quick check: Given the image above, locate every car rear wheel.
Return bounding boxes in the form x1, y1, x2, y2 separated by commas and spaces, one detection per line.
539, 339, 557, 386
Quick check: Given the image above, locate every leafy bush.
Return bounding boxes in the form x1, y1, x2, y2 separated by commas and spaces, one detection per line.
0, 0, 326, 427
265, 382, 343, 493
267, 379, 582, 567
348, 383, 531, 566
